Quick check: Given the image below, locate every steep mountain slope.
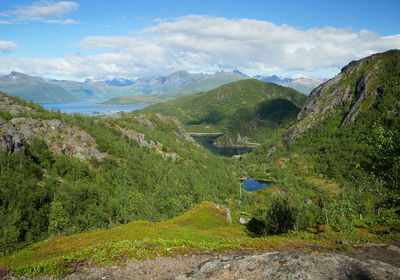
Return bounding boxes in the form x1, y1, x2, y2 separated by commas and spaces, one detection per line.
0, 92, 240, 254
0, 72, 78, 103
283, 49, 399, 146
141, 79, 307, 145
244, 50, 400, 236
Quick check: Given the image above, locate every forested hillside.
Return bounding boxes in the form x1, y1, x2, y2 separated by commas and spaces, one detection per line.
242, 50, 400, 234
0, 92, 239, 255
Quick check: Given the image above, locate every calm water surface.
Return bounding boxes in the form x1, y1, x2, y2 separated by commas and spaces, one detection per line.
40, 100, 146, 116
242, 179, 272, 191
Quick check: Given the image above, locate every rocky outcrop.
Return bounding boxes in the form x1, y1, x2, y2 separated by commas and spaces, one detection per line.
176, 251, 400, 280
132, 113, 156, 129
0, 117, 27, 153
2, 116, 105, 160
283, 51, 386, 147
119, 127, 179, 160
0, 92, 33, 115
0, 93, 104, 160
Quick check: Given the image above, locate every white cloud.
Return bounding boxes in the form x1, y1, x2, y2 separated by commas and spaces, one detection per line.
0, 40, 17, 53
43, 18, 79, 25
12, 0, 79, 21
0, 15, 400, 78
0, 1, 79, 24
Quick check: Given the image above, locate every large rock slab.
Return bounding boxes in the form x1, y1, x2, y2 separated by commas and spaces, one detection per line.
176, 251, 400, 280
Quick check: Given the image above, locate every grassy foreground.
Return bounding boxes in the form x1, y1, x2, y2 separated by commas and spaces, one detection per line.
1, 201, 398, 277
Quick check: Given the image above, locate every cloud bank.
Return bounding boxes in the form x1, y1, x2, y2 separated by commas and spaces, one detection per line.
1, 0, 78, 24
1, 15, 400, 78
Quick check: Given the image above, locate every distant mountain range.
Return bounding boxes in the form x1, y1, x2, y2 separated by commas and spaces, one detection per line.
0, 70, 324, 104
0, 72, 78, 103
49, 71, 247, 101
254, 74, 324, 94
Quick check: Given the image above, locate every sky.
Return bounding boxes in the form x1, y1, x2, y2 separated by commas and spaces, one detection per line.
0, 0, 399, 80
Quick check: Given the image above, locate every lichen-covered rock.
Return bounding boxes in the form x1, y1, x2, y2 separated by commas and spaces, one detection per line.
0, 117, 26, 153
0, 92, 33, 115
176, 251, 400, 280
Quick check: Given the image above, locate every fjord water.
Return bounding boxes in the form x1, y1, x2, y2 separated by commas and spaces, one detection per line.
242, 178, 271, 191
191, 134, 254, 157
40, 100, 147, 116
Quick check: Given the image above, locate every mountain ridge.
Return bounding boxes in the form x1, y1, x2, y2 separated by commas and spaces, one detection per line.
0, 72, 79, 103
282, 49, 399, 147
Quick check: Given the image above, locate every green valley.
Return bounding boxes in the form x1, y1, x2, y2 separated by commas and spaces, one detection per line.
1, 50, 400, 278
141, 79, 308, 146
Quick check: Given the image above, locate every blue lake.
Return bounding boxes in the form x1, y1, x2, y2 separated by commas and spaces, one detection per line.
242, 178, 272, 191
40, 100, 146, 116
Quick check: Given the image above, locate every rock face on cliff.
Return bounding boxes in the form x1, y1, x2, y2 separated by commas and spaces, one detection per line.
283, 50, 398, 146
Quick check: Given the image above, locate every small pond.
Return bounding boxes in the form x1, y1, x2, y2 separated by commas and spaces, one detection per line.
242, 178, 272, 191
191, 134, 254, 157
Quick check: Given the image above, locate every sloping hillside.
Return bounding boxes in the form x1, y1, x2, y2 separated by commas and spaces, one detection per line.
141, 79, 307, 145
0, 92, 240, 255
284, 49, 400, 146
1, 201, 397, 278
244, 50, 400, 239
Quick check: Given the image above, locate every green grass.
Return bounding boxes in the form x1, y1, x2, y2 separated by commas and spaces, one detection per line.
1, 201, 398, 278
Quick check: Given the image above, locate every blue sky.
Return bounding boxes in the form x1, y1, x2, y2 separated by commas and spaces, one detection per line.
0, 0, 399, 80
